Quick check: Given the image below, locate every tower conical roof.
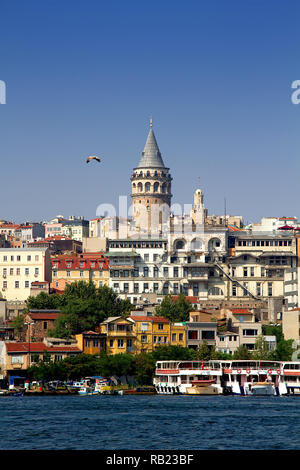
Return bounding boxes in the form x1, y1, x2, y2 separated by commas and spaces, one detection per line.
137, 127, 166, 168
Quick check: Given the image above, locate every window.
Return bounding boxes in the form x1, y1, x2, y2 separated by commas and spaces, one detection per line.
80, 270, 84, 277
16, 268, 20, 275
66, 270, 70, 277
173, 267, 179, 278
144, 254, 149, 262
35, 255, 39, 261
15, 281, 19, 289
202, 331, 215, 340
243, 329, 258, 336
117, 339, 124, 348
10, 256, 14, 262
143, 283, 149, 292
141, 335, 147, 343
250, 267, 254, 277
2, 281, 7, 289
25, 281, 29, 288
268, 282, 273, 297
10, 268, 13, 275
143, 267, 149, 277
179, 333, 183, 341
153, 283, 159, 292
3, 256, 7, 262
256, 282, 261, 297
173, 283, 179, 294
134, 283, 139, 293
163, 267, 169, 277
123, 283, 129, 293
11, 354, 24, 364
188, 330, 198, 340
17, 256, 21, 261
27, 255, 31, 261
35, 268, 39, 275
154, 267, 159, 278
54, 355, 63, 362
243, 267, 248, 277
153, 254, 158, 262
172, 333, 176, 342
158, 323, 164, 330
232, 284, 237, 297
2, 268, 7, 276
261, 267, 265, 277
109, 339, 114, 348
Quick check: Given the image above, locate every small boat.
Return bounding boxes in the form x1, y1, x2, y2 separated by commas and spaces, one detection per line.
78, 386, 99, 396
250, 382, 275, 396
123, 387, 157, 395
185, 379, 219, 395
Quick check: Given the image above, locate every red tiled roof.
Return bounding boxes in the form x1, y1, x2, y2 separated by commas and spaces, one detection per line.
26, 312, 60, 320
51, 253, 108, 270
229, 308, 252, 315
5, 342, 81, 353
129, 316, 169, 323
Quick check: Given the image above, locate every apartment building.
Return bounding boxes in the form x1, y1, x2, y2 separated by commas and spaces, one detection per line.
51, 252, 109, 288
0, 248, 52, 301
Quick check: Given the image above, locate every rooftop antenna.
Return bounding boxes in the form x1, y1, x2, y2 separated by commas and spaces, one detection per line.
150, 114, 153, 129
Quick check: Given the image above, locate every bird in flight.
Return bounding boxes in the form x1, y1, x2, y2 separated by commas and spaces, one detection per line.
86, 156, 101, 163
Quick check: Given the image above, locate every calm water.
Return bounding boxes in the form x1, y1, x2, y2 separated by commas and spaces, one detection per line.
0, 394, 300, 450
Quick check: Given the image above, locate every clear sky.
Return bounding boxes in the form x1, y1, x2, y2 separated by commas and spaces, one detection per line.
1, 0, 300, 225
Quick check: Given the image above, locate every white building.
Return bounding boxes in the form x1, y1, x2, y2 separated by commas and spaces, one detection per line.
0, 248, 52, 301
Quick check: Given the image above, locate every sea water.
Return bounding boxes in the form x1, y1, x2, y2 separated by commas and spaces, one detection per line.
0, 395, 299, 450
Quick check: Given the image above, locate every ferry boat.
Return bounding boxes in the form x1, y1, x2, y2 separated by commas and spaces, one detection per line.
281, 362, 300, 394
153, 360, 224, 395
218, 360, 287, 396
153, 360, 289, 396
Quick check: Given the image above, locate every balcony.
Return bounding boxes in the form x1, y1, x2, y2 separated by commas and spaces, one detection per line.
106, 328, 134, 337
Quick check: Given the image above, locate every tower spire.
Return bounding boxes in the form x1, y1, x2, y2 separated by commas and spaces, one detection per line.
150, 114, 153, 128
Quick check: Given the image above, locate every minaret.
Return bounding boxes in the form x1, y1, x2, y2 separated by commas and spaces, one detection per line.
131, 117, 172, 235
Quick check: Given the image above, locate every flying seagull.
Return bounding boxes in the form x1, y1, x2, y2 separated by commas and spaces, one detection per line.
86, 156, 101, 163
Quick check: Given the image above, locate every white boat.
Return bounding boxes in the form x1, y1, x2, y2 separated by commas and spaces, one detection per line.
250, 381, 275, 396
221, 360, 288, 396
153, 359, 289, 396
281, 362, 300, 394
153, 360, 224, 395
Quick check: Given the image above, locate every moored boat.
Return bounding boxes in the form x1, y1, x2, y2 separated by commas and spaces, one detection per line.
186, 379, 219, 395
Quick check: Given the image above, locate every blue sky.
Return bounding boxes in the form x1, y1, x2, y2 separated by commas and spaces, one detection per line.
0, 0, 300, 225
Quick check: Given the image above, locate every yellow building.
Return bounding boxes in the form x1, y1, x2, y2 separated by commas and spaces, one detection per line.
100, 317, 136, 354
75, 331, 107, 355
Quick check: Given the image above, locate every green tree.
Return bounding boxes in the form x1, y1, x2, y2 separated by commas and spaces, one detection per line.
46, 281, 133, 337
194, 341, 212, 360
252, 335, 273, 360
155, 293, 193, 322
233, 345, 251, 359
10, 314, 25, 340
